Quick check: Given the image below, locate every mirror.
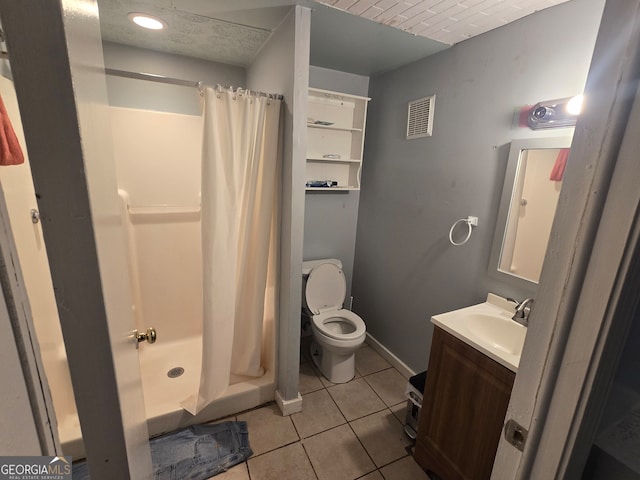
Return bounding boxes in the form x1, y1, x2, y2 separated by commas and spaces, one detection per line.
490, 137, 573, 289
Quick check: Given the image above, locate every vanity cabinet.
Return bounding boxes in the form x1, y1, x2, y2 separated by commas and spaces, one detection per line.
415, 327, 515, 480
306, 88, 370, 191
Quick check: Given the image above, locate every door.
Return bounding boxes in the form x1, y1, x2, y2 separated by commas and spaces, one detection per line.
508, 149, 562, 282
492, 1, 640, 478
0, 1, 153, 478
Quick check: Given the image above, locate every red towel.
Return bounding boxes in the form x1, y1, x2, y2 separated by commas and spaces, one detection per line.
0, 93, 24, 166
550, 148, 570, 181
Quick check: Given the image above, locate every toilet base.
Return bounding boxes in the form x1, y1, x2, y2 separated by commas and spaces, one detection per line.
310, 341, 356, 384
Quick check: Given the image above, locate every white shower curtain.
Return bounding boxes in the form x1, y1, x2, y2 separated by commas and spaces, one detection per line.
182, 87, 281, 415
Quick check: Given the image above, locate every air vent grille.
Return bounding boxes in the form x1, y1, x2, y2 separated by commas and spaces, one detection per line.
406, 95, 435, 139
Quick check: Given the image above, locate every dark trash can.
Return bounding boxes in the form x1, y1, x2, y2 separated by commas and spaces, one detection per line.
404, 371, 427, 439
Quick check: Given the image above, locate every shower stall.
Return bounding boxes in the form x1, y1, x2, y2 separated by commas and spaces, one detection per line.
0, 76, 276, 459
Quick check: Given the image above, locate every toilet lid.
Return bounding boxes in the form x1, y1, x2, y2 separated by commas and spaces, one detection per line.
305, 263, 346, 315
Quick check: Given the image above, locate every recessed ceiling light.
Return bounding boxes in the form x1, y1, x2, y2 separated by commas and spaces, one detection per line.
128, 13, 166, 30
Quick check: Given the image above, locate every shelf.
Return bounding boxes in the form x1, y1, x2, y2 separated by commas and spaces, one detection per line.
307, 156, 361, 163
306, 87, 370, 191
307, 123, 362, 132
305, 186, 359, 191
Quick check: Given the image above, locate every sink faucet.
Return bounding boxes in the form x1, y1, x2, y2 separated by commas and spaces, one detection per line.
509, 298, 534, 326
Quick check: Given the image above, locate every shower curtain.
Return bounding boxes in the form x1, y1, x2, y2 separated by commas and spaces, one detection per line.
183, 87, 281, 415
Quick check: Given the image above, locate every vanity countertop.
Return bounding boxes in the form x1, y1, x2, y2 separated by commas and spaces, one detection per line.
431, 293, 527, 372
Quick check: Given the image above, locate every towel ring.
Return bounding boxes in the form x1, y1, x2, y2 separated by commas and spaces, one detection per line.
449, 216, 478, 246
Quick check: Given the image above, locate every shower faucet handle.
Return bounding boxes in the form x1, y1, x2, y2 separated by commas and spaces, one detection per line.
134, 327, 157, 345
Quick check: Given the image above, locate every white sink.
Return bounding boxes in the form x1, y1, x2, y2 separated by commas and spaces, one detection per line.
431, 294, 527, 372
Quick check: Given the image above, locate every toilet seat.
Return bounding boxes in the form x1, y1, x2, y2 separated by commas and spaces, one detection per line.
305, 262, 347, 315
312, 309, 366, 341
305, 262, 366, 341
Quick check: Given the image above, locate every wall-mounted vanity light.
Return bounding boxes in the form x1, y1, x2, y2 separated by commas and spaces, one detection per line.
527, 95, 583, 129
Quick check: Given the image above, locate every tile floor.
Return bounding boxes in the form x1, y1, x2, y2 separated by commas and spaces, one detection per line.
211, 340, 431, 480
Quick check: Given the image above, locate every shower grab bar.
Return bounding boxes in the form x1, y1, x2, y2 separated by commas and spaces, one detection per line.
127, 204, 201, 217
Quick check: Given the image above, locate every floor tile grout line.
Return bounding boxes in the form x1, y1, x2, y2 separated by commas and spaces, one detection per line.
296, 416, 351, 441
324, 382, 387, 423
347, 408, 413, 470
355, 364, 394, 378
294, 355, 413, 478
248, 437, 301, 460
374, 452, 412, 471
303, 359, 406, 414
360, 368, 405, 408
289, 408, 303, 439
294, 387, 348, 440
246, 458, 253, 480
332, 365, 412, 471
345, 418, 380, 475
322, 366, 406, 422
299, 440, 320, 480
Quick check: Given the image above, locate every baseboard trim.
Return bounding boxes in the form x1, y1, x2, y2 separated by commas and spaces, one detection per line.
275, 390, 303, 416
365, 333, 417, 379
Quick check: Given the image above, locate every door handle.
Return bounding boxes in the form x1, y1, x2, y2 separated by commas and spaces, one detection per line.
30, 208, 40, 224
134, 327, 157, 345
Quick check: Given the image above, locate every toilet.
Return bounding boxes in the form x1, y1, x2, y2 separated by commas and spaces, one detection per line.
302, 259, 366, 383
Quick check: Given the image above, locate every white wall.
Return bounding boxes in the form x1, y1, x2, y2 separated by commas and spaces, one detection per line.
102, 41, 246, 115
353, 0, 605, 372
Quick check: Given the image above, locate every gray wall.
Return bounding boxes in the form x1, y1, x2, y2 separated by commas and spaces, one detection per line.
352, 0, 605, 372
247, 6, 311, 404
102, 41, 245, 114
305, 66, 369, 304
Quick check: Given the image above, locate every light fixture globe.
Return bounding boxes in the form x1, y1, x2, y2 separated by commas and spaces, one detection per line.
566, 95, 584, 115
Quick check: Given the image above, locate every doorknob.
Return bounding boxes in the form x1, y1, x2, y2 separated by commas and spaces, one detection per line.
134, 327, 157, 344
30, 208, 40, 224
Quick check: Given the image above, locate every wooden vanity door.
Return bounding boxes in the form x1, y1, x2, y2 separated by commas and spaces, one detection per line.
415, 327, 515, 480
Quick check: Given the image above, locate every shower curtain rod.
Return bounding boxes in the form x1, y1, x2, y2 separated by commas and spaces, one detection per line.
104, 67, 284, 100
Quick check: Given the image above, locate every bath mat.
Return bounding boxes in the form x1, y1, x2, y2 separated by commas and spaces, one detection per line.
72, 421, 252, 480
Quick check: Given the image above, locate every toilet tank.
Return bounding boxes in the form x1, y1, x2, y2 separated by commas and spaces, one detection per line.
302, 258, 343, 276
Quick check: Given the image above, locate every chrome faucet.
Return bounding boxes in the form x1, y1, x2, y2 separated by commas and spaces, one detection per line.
509, 298, 534, 326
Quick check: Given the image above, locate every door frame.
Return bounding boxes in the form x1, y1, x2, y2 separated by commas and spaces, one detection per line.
492, 0, 640, 477
0, 0, 153, 477
0, 178, 59, 455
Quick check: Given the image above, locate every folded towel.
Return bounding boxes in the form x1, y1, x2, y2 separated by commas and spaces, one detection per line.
550, 148, 570, 181
0, 93, 24, 166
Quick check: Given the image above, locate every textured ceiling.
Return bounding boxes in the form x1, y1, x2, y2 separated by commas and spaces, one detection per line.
316, 0, 572, 45
98, 1, 281, 66
97, 0, 572, 74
